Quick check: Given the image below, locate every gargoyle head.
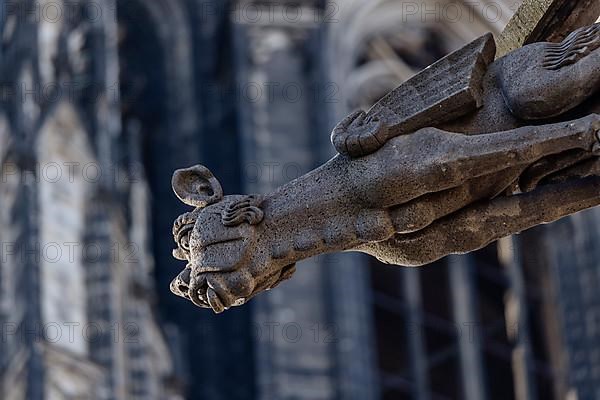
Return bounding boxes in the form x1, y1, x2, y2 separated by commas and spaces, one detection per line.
169, 165, 296, 313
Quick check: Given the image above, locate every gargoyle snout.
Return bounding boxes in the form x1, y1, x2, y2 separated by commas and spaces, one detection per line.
170, 267, 192, 299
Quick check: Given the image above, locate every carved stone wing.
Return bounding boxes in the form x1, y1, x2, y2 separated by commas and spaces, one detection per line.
366, 33, 497, 135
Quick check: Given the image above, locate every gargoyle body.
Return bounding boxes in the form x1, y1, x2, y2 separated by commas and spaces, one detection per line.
171, 23, 600, 313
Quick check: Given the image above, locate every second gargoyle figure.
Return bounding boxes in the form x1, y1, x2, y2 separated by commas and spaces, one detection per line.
171, 23, 600, 313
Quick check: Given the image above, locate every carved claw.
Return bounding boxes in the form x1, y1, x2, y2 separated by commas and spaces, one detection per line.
331, 110, 389, 158
543, 23, 600, 70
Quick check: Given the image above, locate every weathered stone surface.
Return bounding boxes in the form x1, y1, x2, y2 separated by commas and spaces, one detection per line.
171, 23, 600, 313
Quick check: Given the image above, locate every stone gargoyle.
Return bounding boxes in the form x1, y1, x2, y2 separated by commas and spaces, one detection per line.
171, 23, 600, 313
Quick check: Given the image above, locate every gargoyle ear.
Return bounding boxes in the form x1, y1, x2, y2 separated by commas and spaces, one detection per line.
172, 165, 224, 208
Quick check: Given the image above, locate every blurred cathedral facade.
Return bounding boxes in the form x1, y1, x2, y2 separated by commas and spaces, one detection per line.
0, 0, 599, 399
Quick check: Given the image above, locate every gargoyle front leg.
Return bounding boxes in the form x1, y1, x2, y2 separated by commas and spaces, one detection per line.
361, 114, 600, 208
389, 167, 524, 234
388, 141, 600, 234
361, 176, 600, 267
386, 131, 599, 234
438, 115, 600, 180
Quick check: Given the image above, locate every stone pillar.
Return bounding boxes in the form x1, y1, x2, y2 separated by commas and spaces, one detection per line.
0, 155, 46, 400
448, 255, 487, 400
498, 237, 538, 400
402, 269, 429, 400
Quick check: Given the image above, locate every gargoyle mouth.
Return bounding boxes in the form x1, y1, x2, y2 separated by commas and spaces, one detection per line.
171, 263, 298, 313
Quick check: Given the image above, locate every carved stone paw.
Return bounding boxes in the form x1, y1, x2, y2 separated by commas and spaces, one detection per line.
171, 256, 297, 313
331, 110, 389, 158
172, 263, 296, 313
